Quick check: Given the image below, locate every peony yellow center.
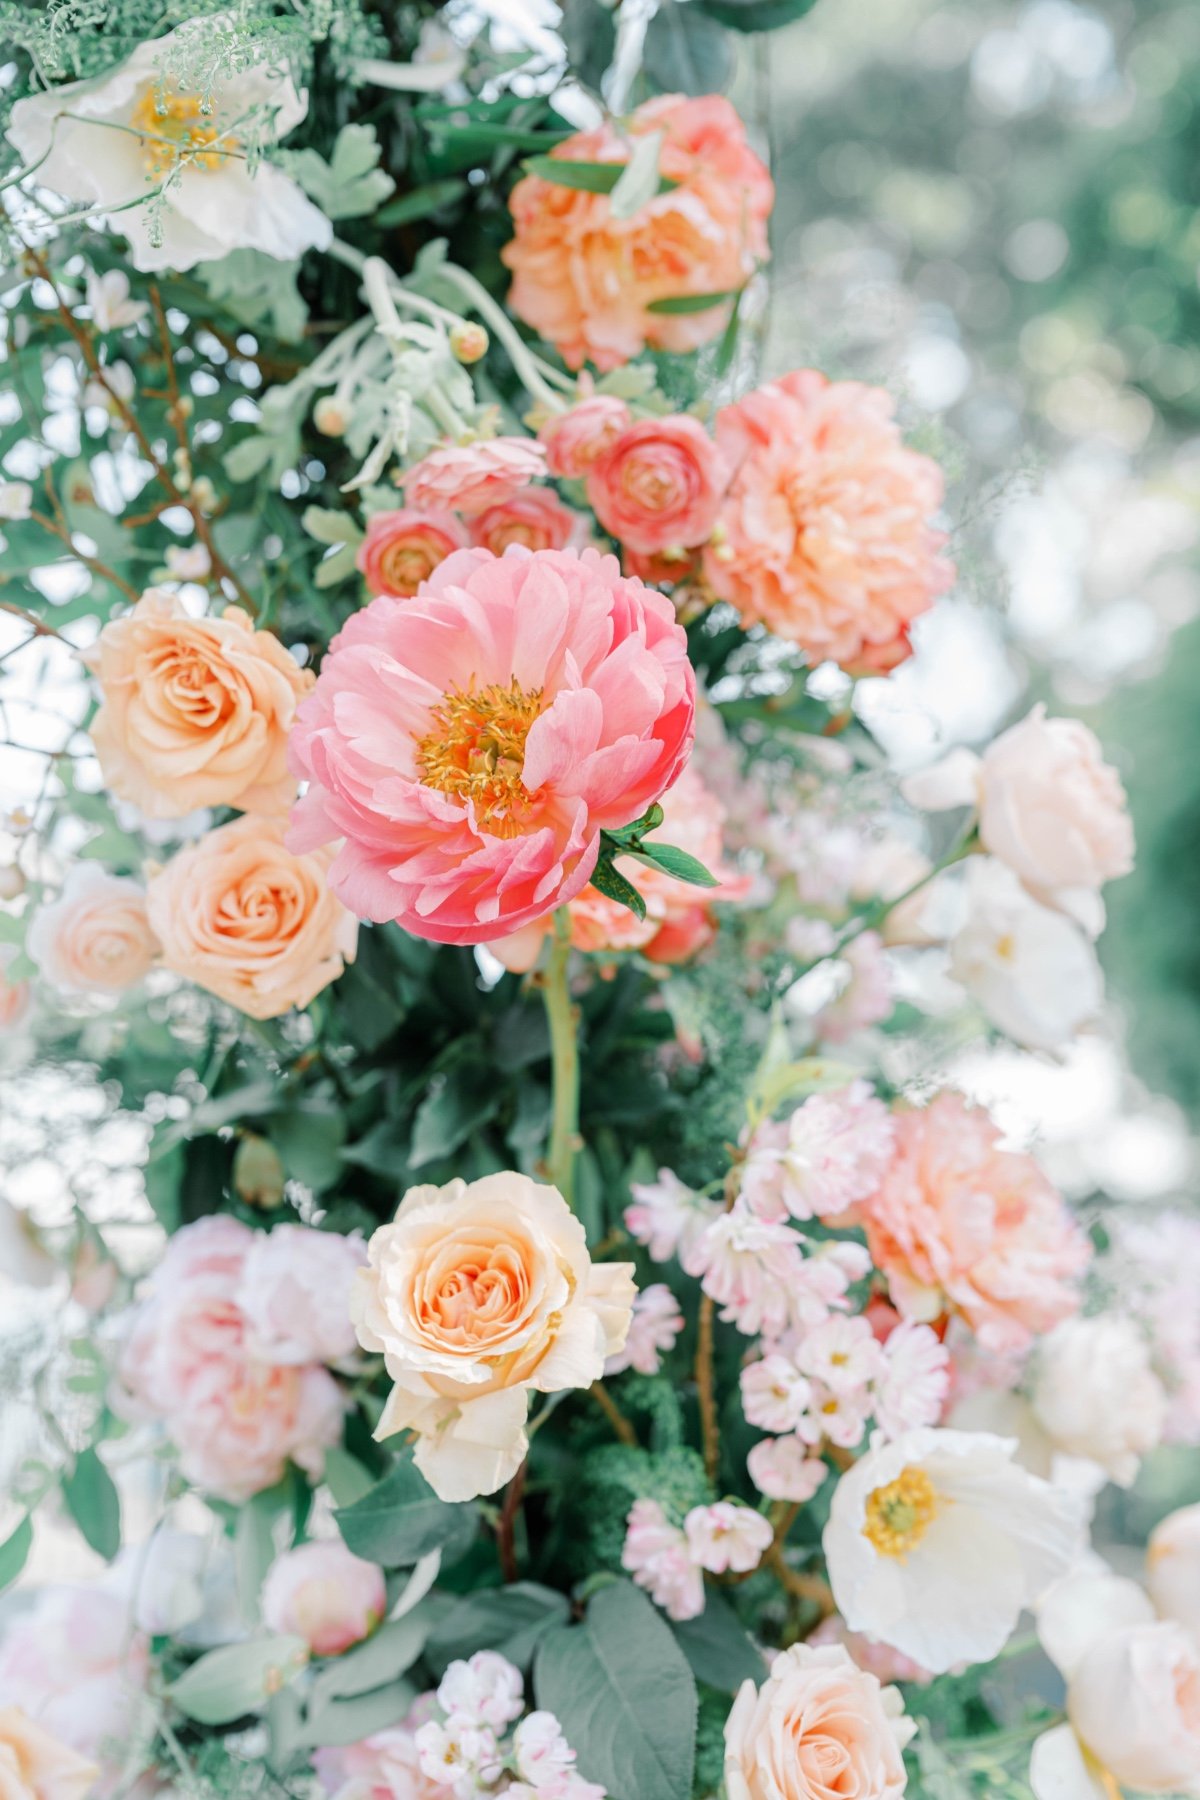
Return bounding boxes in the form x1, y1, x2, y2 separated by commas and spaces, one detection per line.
417, 679, 545, 837
861, 1466, 939, 1559
130, 85, 236, 179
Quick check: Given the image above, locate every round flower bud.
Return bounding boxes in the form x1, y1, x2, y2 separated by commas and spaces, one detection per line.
449, 321, 489, 365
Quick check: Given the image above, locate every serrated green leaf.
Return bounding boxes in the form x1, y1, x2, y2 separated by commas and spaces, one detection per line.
62, 1446, 120, 1561
288, 125, 395, 220
426, 1582, 570, 1674
523, 156, 680, 197
671, 1589, 764, 1691
409, 1055, 504, 1168
170, 1635, 309, 1725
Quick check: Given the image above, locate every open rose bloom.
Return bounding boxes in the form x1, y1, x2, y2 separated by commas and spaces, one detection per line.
288, 546, 695, 943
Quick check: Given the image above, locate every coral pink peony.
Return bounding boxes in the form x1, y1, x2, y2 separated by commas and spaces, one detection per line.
470, 487, 581, 556
704, 372, 954, 668
287, 546, 696, 945
356, 508, 468, 598
261, 1540, 386, 1657
503, 94, 773, 372
859, 1093, 1090, 1354
586, 416, 727, 556
539, 394, 632, 478
398, 437, 546, 517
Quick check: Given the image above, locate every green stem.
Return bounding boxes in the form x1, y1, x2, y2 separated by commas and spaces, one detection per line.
832, 822, 979, 955
542, 908, 580, 1207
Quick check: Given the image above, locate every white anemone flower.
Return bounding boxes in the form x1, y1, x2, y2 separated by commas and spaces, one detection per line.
950, 858, 1103, 1053
6, 21, 331, 273
823, 1427, 1084, 1673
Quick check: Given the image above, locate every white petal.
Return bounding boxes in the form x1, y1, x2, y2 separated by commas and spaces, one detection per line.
1030, 1725, 1112, 1800
901, 748, 982, 812
1037, 1571, 1155, 1681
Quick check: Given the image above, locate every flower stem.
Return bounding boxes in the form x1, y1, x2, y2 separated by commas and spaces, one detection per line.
696, 1293, 720, 1483
589, 1381, 637, 1446
542, 908, 580, 1207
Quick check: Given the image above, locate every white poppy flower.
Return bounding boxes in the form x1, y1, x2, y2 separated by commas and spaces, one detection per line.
823, 1426, 1084, 1672
6, 22, 331, 273
950, 857, 1103, 1052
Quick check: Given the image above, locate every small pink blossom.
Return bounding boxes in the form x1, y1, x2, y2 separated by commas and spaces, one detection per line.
398, 437, 546, 517
512, 1711, 580, 1795
621, 1498, 704, 1621
794, 1315, 884, 1395
804, 1383, 871, 1449
415, 1719, 501, 1798
539, 395, 632, 479
605, 1283, 683, 1377
872, 1321, 951, 1439
685, 1206, 806, 1339
741, 1081, 896, 1223
625, 1169, 720, 1265
740, 1355, 812, 1434
684, 1503, 773, 1576
747, 1436, 828, 1504
436, 1652, 525, 1730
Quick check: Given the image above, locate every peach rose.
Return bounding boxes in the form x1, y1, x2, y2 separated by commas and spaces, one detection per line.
26, 864, 158, 996
356, 509, 468, 598
504, 94, 773, 371
397, 438, 546, 517
261, 1540, 386, 1657
586, 416, 727, 556
723, 1643, 913, 1800
85, 588, 313, 818
351, 1172, 636, 1501
470, 487, 581, 556
539, 395, 632, 478
1069, 1622, 1200, 1794
146, 814, 357, 1019
0, 1710, 98, 1800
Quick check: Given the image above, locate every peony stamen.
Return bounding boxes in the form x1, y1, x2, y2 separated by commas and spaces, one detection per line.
417, 679, 546, 837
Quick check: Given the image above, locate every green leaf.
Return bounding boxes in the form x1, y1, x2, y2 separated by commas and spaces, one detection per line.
61, 1447, 120, 1560
302, 1680, 417, 1747
409, 1055, 504, 1167
322, 1446, 377, 1508
590, 853, 648, 921
302, 506, 364, 549
696, 0, 820, 28
376, 179, 469, 227
427, 1582, 570, 1674
170, 1635, 309, 1725
631, 840, 718, 887
644, 0, 735, 95
671, 1590, 764, 1691
523, 156, 679, 197
534, 1581, 697, 1800
609, 130, 667, 220
0, 1516, 32, 1592
336, 1449, 476, 1567
308, 1616, 428, 1711
288, 125, 396, 220
315, 542, 360, 589
646, 289, 742, 315
198, 250, 308, 342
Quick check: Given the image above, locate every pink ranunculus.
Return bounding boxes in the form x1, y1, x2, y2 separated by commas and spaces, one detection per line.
503, 94, 772, 372
860, 1093, 1090, 1355
261, 1539, 386, 1657
398, 438, 546, 517
704, 372, 954, 669
287, 546, 696, 945
356, 508, 469, 599
539, 395, 632, 478
470, 487, 582, 556
586, 416, 727, 557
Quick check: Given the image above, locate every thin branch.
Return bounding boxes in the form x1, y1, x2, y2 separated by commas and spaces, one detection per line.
696, 1293, 719, 1483
589, 1380, 637, 1447
0, 598, 66, 641
497, 1459, 527, 1584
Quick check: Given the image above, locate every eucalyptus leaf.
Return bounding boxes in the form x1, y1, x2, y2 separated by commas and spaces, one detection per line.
61, 1447, 120, 1561
170, 1635, 309, 1725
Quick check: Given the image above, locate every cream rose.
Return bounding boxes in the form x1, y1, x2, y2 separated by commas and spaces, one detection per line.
1148, 1504, 1200, 1638
85, 589, 313, 819
145, 815, 357, 1020
26, 863, 158, 995
0, 1708, 98, 1800
351, 1173, 636, 1502
1069, 1622, 1200, 1793
723, 1643, 914, 1800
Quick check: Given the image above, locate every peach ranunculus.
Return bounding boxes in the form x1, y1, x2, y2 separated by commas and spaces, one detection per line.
84, 588, 313, 818
287, 546, 696, 945
261, 1540, 386, 1657
146, 814, 357, 1019
586, 416, 728, 557
470, 487, 582, 556
356, 508, 469, 598
539, 394, 632, 478
859, 1092, 1089, 1355
397, 437, 546, 517
703, 372, 954, 668
26, 864, 158, 996
117, 1215, 345, 1502
350, 1172, 636, 1501
723, 1642, 914, 1800
0, 1710, 98, 1800
503, 94, 773, 372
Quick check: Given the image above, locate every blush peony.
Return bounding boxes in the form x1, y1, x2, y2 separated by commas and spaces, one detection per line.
586, 416, 727, 557
0, 1581, 149, 1775
398, 438, 546, 517
261, 1540, 386, 1657
146, 814, 358, 1019
503, 94, 772, 371
470, 487, 581, 556
26, 863, 158, 996
357, 509, 469, 598
287, 546, 696, 945
85, 589, 313, 819
859, 1091, 1089, 1354
703, 372, 953, 668
350, 1172, 635, 1501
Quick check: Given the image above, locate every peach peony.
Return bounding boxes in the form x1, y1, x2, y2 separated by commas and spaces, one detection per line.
398, 438, 546, 517
586, 416, 727, 556
85, 588, 313, 818
357, 508, 468, 598
703, 372, 954, 667
539, 394, 632, 478
503, 94, 773, 372
146, 814, 357, 1019
351, 1172, 636, 1500
470, 487, 581, 556
723, 1643, 913, 1800
261, 1540, 386, 1657
0, 1710, 98, 1800
287, 546, 695, 945
27, 864, 158, 996
859, 1093, 1089, 1354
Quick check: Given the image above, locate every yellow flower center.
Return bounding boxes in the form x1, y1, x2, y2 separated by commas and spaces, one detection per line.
130, 85, 235, 179
417, 679, 545, 837
862, 1466, 939, 1559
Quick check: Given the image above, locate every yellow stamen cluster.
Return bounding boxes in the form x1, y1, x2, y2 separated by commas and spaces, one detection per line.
862, 1466, 939, 1559
130, 86, 233, 179
417, 679, 545, 837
